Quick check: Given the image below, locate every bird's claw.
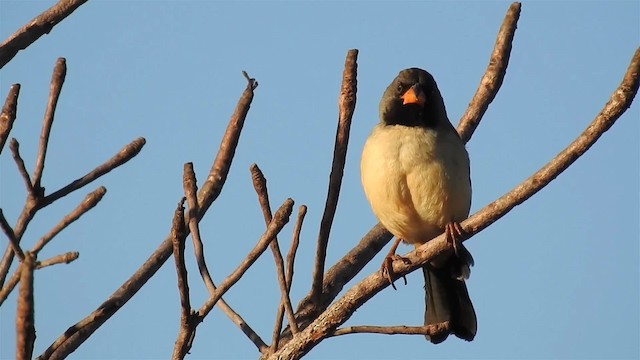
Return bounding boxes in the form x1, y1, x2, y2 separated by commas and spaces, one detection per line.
444, 222, 467, 258
381, 254, 411, 290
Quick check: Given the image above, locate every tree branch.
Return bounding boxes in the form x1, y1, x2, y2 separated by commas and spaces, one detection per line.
272, 205, 307, 350
32, 187, 106, 254
0, 209, 24, 262
16, 252, 35, 360
9, 139, 34, 196
330, 323, 450, 337
0, 84, 20, 154
311, 49, 358, 299
0, 0, 89, 69
456, 2, 521, 142
33, 58, 66, 193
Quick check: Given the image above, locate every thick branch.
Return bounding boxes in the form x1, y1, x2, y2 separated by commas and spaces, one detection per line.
0, 0, 89, 68
456, 2, 521, 142
38, 74, 258, 360
311, 49, 358, 298
0, 84, 20, 154
16, 252, 35, 360
267, 47, 640, 360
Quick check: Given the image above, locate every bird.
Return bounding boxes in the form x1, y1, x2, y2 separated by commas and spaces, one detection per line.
360, 67, 476, 344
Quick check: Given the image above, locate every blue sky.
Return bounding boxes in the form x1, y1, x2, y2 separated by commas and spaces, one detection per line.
1, 1, 638, 359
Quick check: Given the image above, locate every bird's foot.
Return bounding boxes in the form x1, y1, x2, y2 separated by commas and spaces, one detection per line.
381, 254, 411, 290
444, 222, 467, 258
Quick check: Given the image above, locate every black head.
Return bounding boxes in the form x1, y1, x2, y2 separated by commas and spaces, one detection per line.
379, 68, 448, 128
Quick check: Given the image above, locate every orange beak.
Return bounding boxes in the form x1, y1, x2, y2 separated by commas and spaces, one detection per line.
401, 85, 426, 106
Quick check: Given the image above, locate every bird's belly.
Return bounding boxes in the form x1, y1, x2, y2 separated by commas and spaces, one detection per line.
361, 125, 471, 245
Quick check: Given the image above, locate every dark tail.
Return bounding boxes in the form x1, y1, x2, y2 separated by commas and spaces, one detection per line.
422, 262, 477, 344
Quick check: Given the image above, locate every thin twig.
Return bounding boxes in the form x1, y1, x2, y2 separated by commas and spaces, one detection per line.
0, 267, 20, 306
38, 74, 259, 360
9, 139, 34, 196
16, 252, 35, 360
33, 58, 66, 193
0, 0, 89, 68
172, 199, 294, 356
171, 198, 194, 360
0, 84, 20, 154
250, 164, 299, 338
0, 209, 24, 261
43, 138, 145, 206
266, 47, 640, 360
32, 187, 106, 254
0, 251, 79, 306
311, 49, 358, 299
272, 205, 307, 350
183, 163, 268, 352
36, 251, 79, 269
330, 322, 450, 337
456, 2, 521, 142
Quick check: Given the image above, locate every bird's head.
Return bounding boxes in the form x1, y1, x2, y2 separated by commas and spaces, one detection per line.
379, 68, 448, 128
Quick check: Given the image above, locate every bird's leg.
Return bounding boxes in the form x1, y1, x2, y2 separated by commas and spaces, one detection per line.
381, 237, 412, 290
444, 221, 467, 258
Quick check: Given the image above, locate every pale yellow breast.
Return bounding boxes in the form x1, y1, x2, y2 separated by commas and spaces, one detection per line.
360, 124, 471, 245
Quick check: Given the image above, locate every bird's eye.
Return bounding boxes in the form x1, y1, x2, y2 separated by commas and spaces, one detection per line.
397, 84, 404, 92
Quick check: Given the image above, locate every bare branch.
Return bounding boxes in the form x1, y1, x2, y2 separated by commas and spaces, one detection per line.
9, 139, 34, 196
0, 267, 20, 306
32, 58, 66, 192
330, 322, 450, 337
16, 252, 35, 360
36, 251, 79, 269
43, 138, 144, 206
250, 164, 299, 337
197, 72, 258, 214
0, 251, 79, 306
267, 46, 640, 360
171, 198, 194, 360
0, 209, 24, 261
33, 187, 106, 254
272, 205, 307, 349
311, 49, 358, 298
183, 163, 267, 352
456, 2, 521, 142
0, 84, 20, 154
0, 0, 89, 68
38, 75, 259, 360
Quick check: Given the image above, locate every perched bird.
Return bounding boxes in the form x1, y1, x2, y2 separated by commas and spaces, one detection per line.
360, 68, 476, 343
